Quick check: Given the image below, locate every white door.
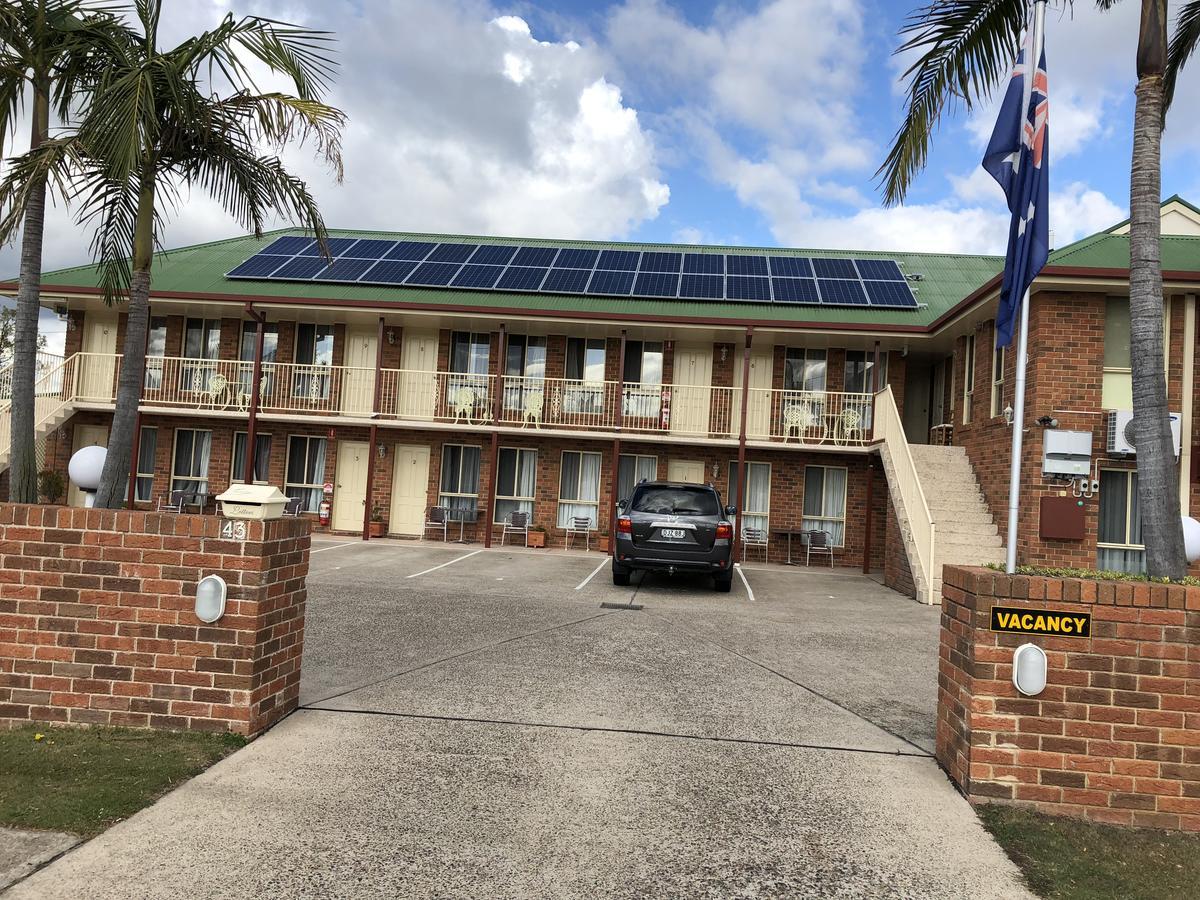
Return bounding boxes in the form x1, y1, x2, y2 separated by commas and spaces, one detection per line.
733, 345, 774, 439
332, 440, 370, 532
670, 344, 712, 434
341, 325, 378, 416
68, 424, 109, 507
398, 329, 438, 419
390, 444, 431, 536
667, 459, 704, 484
79, 313, 118, 402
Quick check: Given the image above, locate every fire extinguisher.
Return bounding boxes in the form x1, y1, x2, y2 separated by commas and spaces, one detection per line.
318, 499, 332, 527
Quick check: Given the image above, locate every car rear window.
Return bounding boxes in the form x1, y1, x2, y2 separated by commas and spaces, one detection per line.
630, 486, 719, 516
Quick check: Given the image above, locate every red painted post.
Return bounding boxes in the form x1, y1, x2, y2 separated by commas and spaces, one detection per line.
733, 327, 754, 562
361, 317, 386, 541
243, 304, 267, 485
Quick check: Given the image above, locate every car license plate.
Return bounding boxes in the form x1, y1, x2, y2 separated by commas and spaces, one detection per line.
660, 528, 686, 540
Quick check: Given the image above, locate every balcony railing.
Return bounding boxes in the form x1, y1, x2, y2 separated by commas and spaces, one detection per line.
51, 352, 877, 447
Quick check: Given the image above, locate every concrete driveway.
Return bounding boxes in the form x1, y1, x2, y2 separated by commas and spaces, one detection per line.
11, 540, 1031, 899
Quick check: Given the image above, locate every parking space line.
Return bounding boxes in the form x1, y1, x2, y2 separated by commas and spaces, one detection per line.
405, 548, 484, 579
735, 564, 755, 602
311, 542, 363, 554
575, 557, 609, 591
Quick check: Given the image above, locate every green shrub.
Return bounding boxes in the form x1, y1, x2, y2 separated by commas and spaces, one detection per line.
982, 561, 1200, 587
37, 469, 65, 504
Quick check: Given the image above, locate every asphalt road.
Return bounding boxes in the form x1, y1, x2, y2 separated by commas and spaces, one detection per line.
10, 539, 1031, 899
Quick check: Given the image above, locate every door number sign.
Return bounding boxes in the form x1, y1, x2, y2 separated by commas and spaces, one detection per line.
221, 519, 248, 541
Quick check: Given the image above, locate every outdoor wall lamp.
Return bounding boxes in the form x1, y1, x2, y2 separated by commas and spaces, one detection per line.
720, 346, 728, 362
195, 574, 228, 624
1003, 405, 1014, 426
386, 329, 396, 345
378, 443, 387, 459
1012, 643, 1047, 696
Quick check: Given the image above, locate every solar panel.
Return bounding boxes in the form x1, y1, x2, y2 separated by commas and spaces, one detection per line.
452, 264, 505, 289
771, 277, 820, 304
315, 258, 375, 282
596, 250, 640, 271
298, 237, 360, 257
468, 244, 519, 266
406, 262, 462, 286
679, 274, 724, 299
512, 246, 559, 267
361, 259, 420, 284
683, 253, 724, 274
588, 270, 636, 295
343, 239, 397, 259
385, 241, 436, 261
864, 280, 918, 307
261, 236, 313, 255
428, 243, 478, 263
496, 266, 548, 291
818, 278, 868, 305
272, 257, 331, 280
554, 248, 599, 269
633, 272, 680, 297
541, 268, 592, 293
726, 276, 771, 301
639, 251, 682, 273
769, 257, 813, 278
727, 255, 769, 276
812, 258, 857, 279
227, 254, 290, 278
855, 259, 905, 281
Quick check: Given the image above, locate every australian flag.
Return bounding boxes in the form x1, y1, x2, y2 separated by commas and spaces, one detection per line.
982, 24, 1049, 348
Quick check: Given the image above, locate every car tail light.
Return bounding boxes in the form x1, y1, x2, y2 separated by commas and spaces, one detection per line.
617, 516, 632, 534
716, 523, 732, 540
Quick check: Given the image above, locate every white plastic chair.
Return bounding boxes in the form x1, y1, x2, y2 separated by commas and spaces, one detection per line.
742, 527, 769, 563
564, 516, 591, 550
501, 511, 529, 547
425, 506, 449, 542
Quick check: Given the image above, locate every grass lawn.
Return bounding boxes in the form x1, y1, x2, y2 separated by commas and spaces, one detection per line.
0, 725, 245, 836
979, 804, 1200, 900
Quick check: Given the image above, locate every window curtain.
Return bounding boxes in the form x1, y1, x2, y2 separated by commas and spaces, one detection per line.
439, 445, 481, 516
802, 466, 845, 545
1098, 470, 1143, 573
173, 430, 211, 495
135, 428, 157, 502
744, 463, 770, 533
619, 455, 656, 503
286, 437, 325, 513
558, 452, 601, 527
495, 449, 536, 522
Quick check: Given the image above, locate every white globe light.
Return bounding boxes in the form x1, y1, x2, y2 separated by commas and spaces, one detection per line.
68, 446, 107, 491
1182, 516, 1200, 563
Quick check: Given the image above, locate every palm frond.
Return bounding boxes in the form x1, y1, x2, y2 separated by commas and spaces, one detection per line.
1165, 0, 1200, 113
0, 134, 87, 245
878, 0, 1028, 206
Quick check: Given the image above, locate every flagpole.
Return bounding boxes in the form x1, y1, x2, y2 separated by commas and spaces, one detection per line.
1005, 0, 1047, 575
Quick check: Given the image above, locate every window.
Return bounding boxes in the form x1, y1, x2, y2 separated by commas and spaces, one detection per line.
558, 451, 602, 528
617, 453, 657, 503
1103, 297, 1132, 409
565, 338, 606, 414
1098, 469, 1144, 573
439, 444, 481, 515
240, 321, 279, 399
494, 447, 536, 522
171, 429, 212, 496
449, 331, 491, 413
181, 319, 220, 392
135, 427, 157, 502
631, 484, 718, 516
962, 333, 976, 425
294, 323, 334, 400
622, 341, 663, 417
990, 343, 1005, 418
844, 350, 887, 428
144, 317, 167, 391
285, 436, 327, 512
802, 465, 847, 546
231, 432, 272, 484
504, 335, 547, 411
450, 331, 490, 374
784, 348, 827, 392
727, 461, 771, 533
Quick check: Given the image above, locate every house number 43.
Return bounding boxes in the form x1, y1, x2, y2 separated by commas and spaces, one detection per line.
221, 520, 248, 541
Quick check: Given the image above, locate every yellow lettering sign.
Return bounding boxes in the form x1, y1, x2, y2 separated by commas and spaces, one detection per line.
990, 605, 1091, 639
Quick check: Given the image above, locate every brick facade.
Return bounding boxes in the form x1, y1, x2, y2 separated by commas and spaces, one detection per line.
0, 505, 310, 736
938, 565, 1200, 831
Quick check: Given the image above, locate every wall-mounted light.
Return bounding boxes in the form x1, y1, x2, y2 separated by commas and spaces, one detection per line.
1003, 404, 1014, 427
386, 329, 396, 345
720, 346, 728, 362
711, 462, 720, 479
1012, 643, 1047, 696
195, 574, 228, 624
377, 443, 387, 459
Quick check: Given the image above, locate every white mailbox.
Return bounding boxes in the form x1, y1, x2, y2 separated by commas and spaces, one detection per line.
1042, 429, 1093, 477
215, 484, 289, 520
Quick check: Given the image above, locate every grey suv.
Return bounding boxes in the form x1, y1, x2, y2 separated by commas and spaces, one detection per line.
612, 481, 736, 592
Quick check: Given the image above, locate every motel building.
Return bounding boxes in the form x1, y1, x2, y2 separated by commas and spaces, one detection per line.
4, 196, 1200, 603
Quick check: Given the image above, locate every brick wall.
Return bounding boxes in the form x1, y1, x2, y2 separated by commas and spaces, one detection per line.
0, 505, 310, 736
938, 565, 1200, 831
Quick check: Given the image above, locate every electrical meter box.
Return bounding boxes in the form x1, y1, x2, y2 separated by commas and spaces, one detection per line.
1042, 429, 1093, 477
215, 484, 289, 520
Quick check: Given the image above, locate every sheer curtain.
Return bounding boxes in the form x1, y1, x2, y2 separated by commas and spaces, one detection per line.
744, 463, 770, 532
802, 466, 846, 545
619, 455, 657, 503
558, 452, 601, 527
1097, 470, 1144, 573
440, 445, 482, 516
135, 428, 157, 502
495, 449, 536, 521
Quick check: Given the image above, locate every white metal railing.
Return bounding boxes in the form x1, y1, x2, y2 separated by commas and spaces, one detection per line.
0, 353, 76, 467
745, 388, 875, 445
874, 385, 937, 604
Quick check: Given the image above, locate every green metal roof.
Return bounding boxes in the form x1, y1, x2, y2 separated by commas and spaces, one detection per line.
29, 227, 1004, 330
1047, 232, 1200, 271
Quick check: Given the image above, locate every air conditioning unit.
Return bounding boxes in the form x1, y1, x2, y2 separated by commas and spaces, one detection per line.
1106, 410, 1182, 457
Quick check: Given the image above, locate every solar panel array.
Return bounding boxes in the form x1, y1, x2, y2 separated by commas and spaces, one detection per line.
226, 237, 919, 309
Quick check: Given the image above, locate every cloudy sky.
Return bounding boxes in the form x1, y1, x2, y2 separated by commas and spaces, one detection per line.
3, 0, 1199, 289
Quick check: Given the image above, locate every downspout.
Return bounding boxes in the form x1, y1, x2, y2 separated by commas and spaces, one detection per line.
243, 304, 267, 485
361, 316, 386, 541
734, 327, 753, 562
483, 325, 506, 549
1181, 294, 1196, 514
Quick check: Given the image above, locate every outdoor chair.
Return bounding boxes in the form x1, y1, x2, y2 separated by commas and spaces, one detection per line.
501, 511, 530, 547
805, 530, 834, 567
564, 515, 592, 550
782, 401, 821, 442
452, 386, 477, 424
522, 389, 544, 428
742, 527, 769, 563
425, 506, 449, 542
158, 490, 186, 513
201, 373, 229, 409
837, 407, 864, 445
282, 497, 304, 517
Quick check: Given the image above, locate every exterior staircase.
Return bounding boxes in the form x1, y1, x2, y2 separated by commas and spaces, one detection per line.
0, 353, 78, 474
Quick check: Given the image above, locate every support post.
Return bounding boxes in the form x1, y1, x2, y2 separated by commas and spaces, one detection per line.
484, 325, 506, 549
361, 317, 387, 541
243, 304, 267, 485
610, 437, 621, 558
616, 330, 626, 430
734, 327, 754, 562
863, 461, 874, 574
484, 432, 499, 549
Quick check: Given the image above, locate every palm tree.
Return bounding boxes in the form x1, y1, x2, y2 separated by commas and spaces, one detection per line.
0, 0, 346, 508
0, 0, 129, 503
880, 0, 1200, 579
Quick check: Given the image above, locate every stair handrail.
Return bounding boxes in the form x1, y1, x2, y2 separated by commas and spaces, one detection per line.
0, 353, 77, 463
874, 386, 937, 605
